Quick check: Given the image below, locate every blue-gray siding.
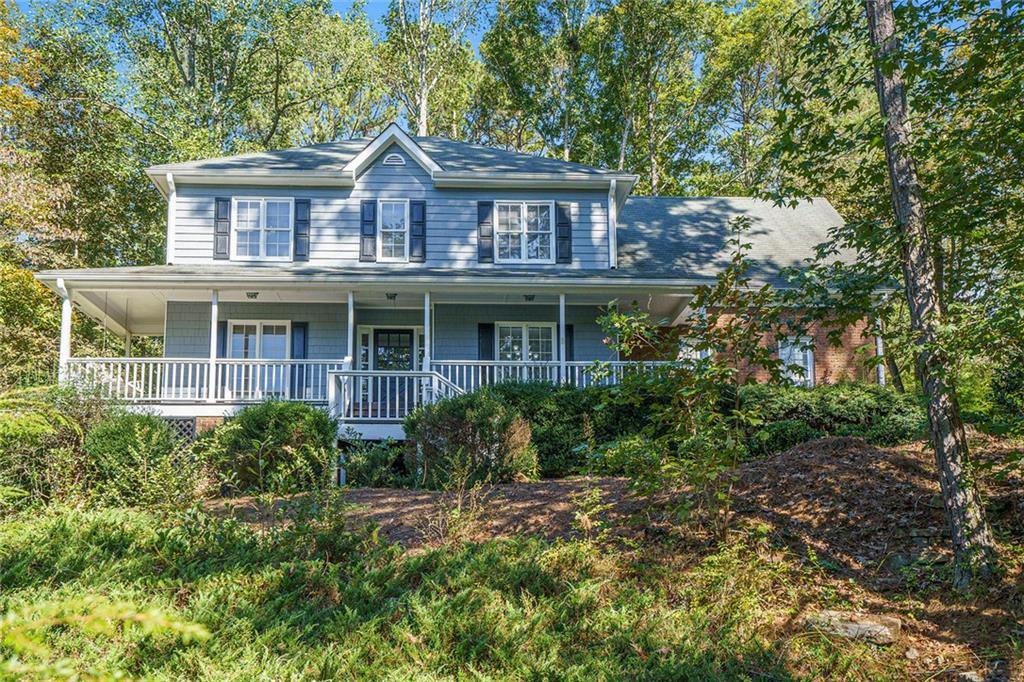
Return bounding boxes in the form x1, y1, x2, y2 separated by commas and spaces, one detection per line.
163, 301, 612, 361
172, 145, 610, 269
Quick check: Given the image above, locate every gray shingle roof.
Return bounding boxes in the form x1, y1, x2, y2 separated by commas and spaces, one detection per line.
617, 196, 851, 284
148, 136, 618, 176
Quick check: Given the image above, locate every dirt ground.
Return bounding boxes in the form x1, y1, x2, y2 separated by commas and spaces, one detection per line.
211, 436, 1024, 679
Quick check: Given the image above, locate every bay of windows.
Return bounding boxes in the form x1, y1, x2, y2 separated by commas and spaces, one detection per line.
496, 201, 553, 263
497, 322, 555, 362
232, 198, 293, 260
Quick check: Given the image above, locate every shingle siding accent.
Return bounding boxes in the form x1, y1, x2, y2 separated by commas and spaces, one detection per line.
164, 301, 348, 359
170, 145, 610, 270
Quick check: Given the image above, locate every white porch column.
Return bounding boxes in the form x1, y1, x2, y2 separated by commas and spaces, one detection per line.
207, 290, 219, 402
124, 333, 132, 358
423, 291, 431, 371
875, 328, 887, 386
346, 291, 355, 367
57, 278, 72, 382
558, 293, 566, 383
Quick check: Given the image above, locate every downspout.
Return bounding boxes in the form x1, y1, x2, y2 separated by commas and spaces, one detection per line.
608, 179, 618, 269
874, 317, 887, 386
166, 173, 176, 264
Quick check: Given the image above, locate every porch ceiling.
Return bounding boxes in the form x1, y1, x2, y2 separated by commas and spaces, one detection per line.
67, 286, 692, 338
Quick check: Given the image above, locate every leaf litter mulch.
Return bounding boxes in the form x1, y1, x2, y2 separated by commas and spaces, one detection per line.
212, 436, 1024, 679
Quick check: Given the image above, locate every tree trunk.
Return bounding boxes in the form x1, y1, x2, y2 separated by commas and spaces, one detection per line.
863, 0, 997, 589
885, 352, 905, 393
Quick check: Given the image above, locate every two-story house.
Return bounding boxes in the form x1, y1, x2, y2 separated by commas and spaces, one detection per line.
35, 123, 877, 439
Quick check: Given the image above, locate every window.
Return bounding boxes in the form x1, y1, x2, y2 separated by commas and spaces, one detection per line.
495, 201, 554, 263
232, 198, 293, 260
779, 336, 815, 386
378, 200, 409, 262
679, 337, 711, 361
227, 320, 291, 359
382, 153, 406, 166
497, 322, 556, 362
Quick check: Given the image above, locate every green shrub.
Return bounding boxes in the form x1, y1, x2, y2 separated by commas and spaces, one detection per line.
489, 382, 650, 477
343, 436, 405, 487
404, 389, 537, 489
991, 349, 1024, 421
749, 419, 825, 457
83, 413, 208, 507
196, 401, 337, 494
738, 383, 926, 454
0, 385, 115, 506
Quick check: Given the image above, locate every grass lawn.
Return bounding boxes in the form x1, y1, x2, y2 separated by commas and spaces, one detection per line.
1, 437, 1021, 680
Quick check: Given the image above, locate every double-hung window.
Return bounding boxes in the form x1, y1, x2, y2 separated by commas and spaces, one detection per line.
232, 198, 293, 260
495, 201, 554, 263
779, 336, 815, 386
378, 199, 409, 262
497, 322, 556, 362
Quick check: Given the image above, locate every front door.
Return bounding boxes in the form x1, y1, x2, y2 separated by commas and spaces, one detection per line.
373, 329, 414, 370
370, 329, 414, 417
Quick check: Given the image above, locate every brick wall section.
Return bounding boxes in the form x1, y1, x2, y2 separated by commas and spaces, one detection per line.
195, 416, 225, 433
625, 317, 878, 384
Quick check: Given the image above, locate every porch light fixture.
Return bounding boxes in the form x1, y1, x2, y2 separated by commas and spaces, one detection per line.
523, 294, 535, 302
245, 291, 259, 299
385, 292, 398, 302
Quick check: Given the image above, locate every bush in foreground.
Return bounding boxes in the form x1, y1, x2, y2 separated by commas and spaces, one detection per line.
83, 413, 209, 507
195, 401, 337, 494
739, 383, 926, 454
404, 389, 537, 489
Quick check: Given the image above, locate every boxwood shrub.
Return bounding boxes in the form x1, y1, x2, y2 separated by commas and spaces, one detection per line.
738, 382, 926, 454
404, 388, 537, 489
196, 401, 337, 493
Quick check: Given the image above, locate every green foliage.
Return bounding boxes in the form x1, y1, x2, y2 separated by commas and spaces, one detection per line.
748, 419, 825, 458
0, 385, 113, 506
195, 401, 337, 494
489, 381, 649, 478
343, 436, 405, 488
83, 413, 208, 507
404, 388, 537, 490
991, 349, 1024, 423
737, 383, 927, 453
0, 505, 902, 679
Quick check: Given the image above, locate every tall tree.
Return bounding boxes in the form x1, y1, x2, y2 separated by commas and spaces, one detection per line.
863, 0, 995, 588
772, 0, 1022, 588
381, 0, 481, 136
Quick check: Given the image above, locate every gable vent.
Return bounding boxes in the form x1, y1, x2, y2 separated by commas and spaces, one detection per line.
382, 153, 406, 166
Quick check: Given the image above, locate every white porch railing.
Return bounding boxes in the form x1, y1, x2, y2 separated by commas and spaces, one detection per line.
63, 358, 669, 417
330, 370, 463, 422
66, 358, 346, 403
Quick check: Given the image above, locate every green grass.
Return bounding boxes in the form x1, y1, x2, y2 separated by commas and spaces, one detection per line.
0, 504, 901, 680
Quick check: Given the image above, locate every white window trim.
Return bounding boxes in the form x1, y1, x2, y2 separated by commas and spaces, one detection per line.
779, 335, 815, 387
226, 320, 292, 359
493, 200, 556, 265
495, 321, 558, 362
230, 197, 294, 262
376, 198, 410, 263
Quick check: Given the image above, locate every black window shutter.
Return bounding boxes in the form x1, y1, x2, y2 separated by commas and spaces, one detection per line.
410, 200, 426, 262
360, 200, 377, 262
477, 201, 494, 263
214, 198, 231, 260
216, 320, 227, 358
565, 324, 574, 361
294, 199, 310, 261
291, 322, 308, 398
555, 202, 572, 264
478, 323, 495, 360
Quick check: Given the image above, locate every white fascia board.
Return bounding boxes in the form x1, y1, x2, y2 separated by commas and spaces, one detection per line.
343, 123, 442, 177
145, 169, 355, 191
433, 172, 637, 190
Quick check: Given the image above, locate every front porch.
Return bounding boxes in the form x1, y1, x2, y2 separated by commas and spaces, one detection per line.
50, 278, 690, 438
